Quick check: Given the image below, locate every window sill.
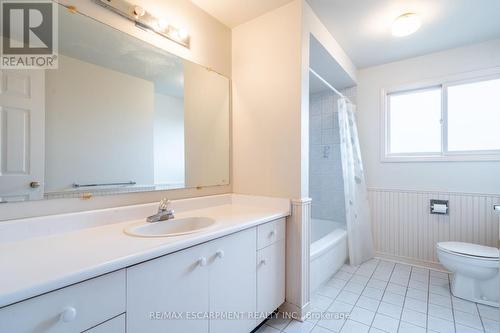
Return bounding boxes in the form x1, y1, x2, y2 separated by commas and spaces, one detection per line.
381, 154, 500, 163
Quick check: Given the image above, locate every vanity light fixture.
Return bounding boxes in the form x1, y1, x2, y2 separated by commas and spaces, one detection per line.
95, 0, 190, 48
156, 18, 169, 31
391, 13, 421, 37
132, 5, 145, 18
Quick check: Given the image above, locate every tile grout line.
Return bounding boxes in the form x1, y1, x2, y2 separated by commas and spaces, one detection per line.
475, 302, 487, 333
334, 261, 359, 332
367, 260, 397, 332
447, 272, 458, 333
314, 259, 385, 333
351, 258, 385, 330
339, 259, 392, 332
274, 260, 493, 333
306, 260, 361, 333
279, 260, 360, 332
426, 268, 431, 332
396, 265, 416, 332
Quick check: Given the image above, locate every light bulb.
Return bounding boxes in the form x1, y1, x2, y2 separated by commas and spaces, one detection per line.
156, 18, 168, 31
392, 13, 421, 37
133, 6, 145, 18
177, 28, 188, 40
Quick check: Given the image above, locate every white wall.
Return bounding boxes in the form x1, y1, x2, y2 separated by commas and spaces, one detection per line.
301, 2, 357, 84
154, 93, 185, 185
357, 39, 500, 266
232, 0, 357, 199
357, 39, 500, 194
231, 0, 358, 318
232, 1, 303, 198
300, 1, 357, 198
46, 55, 155, 192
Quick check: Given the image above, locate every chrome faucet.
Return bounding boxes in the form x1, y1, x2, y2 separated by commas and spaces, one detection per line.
147, 198, 175, 222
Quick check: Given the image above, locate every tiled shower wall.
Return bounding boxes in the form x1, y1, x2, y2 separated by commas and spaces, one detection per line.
309, 89, 353, 222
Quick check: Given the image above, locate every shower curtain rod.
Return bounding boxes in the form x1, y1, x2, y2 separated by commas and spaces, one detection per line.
309, 68, 354, 105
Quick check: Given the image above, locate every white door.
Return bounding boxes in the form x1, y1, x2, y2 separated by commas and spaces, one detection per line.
0, 69, 45, 202
126, 242, 210, 333
209, 228, 257, 333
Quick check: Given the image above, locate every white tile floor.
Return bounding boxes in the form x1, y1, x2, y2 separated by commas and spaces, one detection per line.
256, 259, 499, 333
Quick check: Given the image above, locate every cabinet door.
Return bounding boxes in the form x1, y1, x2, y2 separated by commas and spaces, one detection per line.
257, 240, 286, 315
209, 228, 257, 333
0, 270, 125, 333
127, 244, 209, 333
84, 314, 125, 333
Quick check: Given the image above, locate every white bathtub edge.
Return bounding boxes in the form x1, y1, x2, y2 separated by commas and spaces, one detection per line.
311, 228, 347, 260
310, 228, 348, 293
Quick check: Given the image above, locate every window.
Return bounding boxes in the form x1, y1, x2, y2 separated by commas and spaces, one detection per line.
383, 73, 500, 161
388, 87, 442, 155
447, 78, 500, 152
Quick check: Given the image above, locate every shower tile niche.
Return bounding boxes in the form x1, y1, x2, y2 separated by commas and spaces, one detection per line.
309, 89, 354, 224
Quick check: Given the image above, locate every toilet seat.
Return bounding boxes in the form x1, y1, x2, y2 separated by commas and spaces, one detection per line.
437, 242, 499, 260
437, 242, 499, 307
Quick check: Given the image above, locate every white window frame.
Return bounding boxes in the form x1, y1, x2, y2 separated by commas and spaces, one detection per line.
381, 67, 500, 162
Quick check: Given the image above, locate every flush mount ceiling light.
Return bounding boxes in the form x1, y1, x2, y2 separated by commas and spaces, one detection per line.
391, 13, 421, 37
94, 0, 190, 48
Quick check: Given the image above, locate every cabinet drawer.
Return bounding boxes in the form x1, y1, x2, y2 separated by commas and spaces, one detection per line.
257, 218, 285, 250
0, 270, 126, 333
84, 314, 125, 333
257, 240, 285, 315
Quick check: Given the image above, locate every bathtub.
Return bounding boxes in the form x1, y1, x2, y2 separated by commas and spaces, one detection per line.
310, 219, 348, 292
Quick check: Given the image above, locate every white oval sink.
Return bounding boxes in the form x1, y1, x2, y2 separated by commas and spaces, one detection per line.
124, 217, 217, 237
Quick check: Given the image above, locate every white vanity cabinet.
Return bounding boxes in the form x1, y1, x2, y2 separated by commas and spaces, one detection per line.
208, 228, 258, 333
0, 270, 126, 333
256, 218, 286, 316
126, 227, 257, 333
0, 213, 288, 333
84, 314, 126, 333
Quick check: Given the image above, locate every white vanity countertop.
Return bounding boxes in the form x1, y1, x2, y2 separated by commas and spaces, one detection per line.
0, 194, 290, 307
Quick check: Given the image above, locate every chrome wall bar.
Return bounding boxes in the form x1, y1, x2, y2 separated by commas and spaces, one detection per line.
72, 181, 136, 188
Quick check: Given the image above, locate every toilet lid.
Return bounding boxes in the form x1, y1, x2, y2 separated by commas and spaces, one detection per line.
437, 242, 499, 259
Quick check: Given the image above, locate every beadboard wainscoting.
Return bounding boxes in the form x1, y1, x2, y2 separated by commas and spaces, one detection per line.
368, 188, 500, 267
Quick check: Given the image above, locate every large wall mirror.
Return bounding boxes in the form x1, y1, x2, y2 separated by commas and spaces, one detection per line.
0, 4, 230, 202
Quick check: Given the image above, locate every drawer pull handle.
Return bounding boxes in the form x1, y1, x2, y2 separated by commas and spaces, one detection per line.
269, 230, 276, 237
260, 259, 267, 266
60, 307, 77, 323
198, 257, 207, 267
215, 250, 225, 259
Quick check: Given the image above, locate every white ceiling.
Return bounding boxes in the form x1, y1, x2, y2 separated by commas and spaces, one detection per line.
189, 0, 293, 28
59, 6, 184, 97
307, 0, 500, 68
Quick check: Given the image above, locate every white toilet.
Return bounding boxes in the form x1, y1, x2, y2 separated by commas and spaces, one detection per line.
437, 241, 499, 307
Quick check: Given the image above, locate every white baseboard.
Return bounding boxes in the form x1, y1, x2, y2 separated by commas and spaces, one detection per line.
375, 252, 448, 272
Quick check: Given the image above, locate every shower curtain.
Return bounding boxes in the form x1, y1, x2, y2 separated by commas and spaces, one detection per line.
338, 98, 374, 266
